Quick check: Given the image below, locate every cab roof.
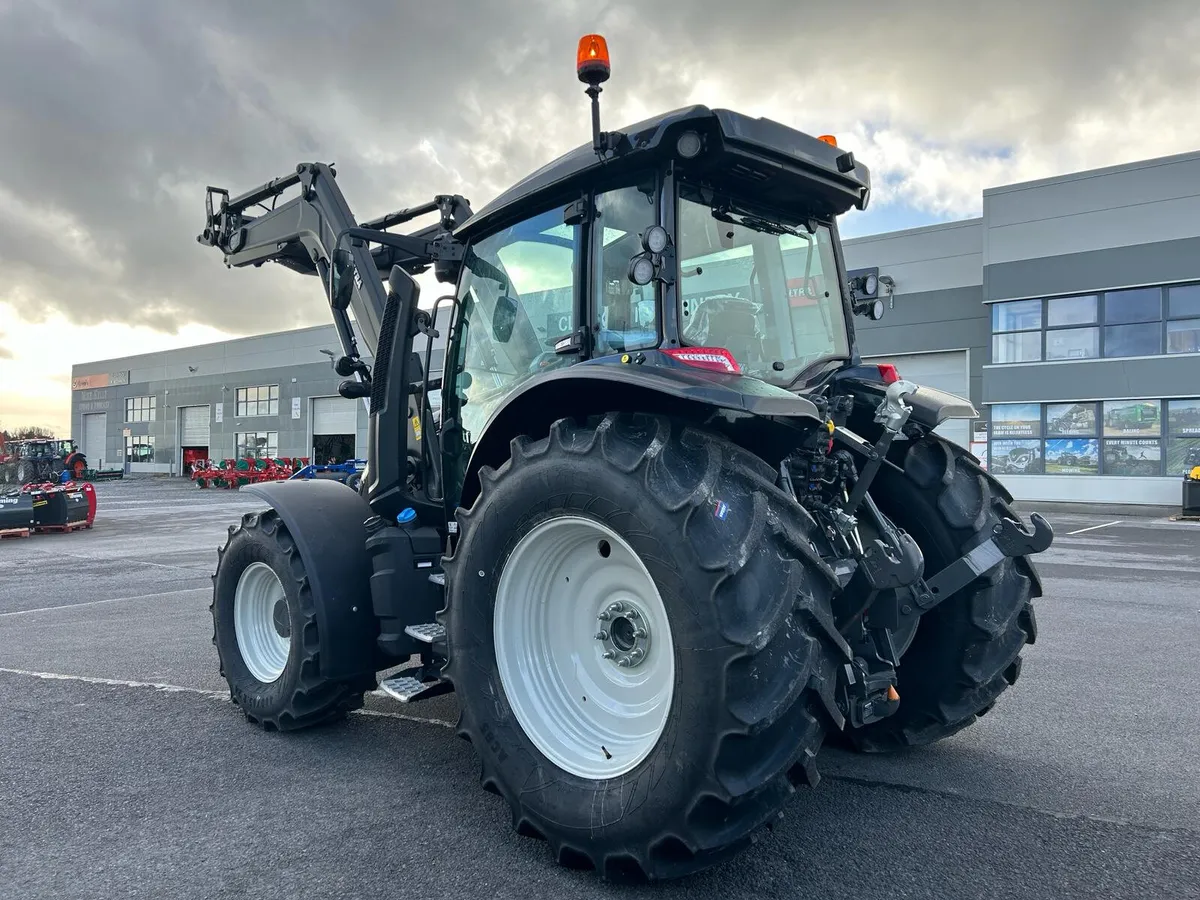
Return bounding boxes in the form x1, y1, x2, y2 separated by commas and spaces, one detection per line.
455, 105, 871, 240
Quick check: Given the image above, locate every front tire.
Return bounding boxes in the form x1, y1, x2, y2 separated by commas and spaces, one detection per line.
211, 509, 368, 731
846, 431, 1040, 752
442, 412, 850, 880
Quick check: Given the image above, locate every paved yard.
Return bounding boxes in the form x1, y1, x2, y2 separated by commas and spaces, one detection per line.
1, 477, 1198, 899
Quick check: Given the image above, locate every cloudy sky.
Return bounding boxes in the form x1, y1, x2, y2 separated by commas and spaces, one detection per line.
2, 0, 1199, 435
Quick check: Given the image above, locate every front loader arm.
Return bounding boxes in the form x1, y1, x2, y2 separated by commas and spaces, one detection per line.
197, 162, 472, 525
197, 162, 470, 368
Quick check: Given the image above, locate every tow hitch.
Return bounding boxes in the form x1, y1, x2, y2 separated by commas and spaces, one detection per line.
913, 512, 1054, 613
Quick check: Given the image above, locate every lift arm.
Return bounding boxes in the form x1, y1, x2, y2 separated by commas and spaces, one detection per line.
196, 162, 471, 371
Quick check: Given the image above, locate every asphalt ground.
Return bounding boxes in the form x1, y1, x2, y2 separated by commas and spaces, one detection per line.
1, 477, 1198, 899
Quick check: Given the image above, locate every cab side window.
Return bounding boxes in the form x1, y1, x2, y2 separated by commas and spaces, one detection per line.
451, 207, 579, 443
593, 179, 659, 355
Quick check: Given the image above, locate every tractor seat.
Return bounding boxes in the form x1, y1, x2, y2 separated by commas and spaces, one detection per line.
704, 303, 761, 363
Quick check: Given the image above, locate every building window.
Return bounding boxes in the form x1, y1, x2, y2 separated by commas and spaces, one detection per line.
990, 282, 1200, 364
992, 331, 1042, 363
992, 299, 1042, 332
1046, 295, 1097, 327
987, 398, 1195, 477
990, 299, 1042, 363
1104, 322, 1160, 358
236, 385, 279, 417
1168, 283, 1200, 319
124, 434, 155, 463
1045, 327, 1099, 360
1103, 287, 1161, 325
125, 396, 156, 423
236, 431, 278, 459
1167, 320, 1200, 355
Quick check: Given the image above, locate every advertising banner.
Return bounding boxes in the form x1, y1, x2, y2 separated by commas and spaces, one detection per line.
1168, 399, 1200, 436
990, 439, 1043, 474
1103, 438, 1161, 476
1045, 402, 1097, 437
1103, 400, 1160, 437
1044, 439, 1099, 474
991, 404, 1041, 438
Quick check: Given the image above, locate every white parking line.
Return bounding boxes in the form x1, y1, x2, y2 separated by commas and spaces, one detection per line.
0, 587, 207, 618
0, 667, 454, 729
1066, 520, 1123, 536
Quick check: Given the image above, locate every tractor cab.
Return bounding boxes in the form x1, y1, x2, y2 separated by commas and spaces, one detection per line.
438, 40, 878, 509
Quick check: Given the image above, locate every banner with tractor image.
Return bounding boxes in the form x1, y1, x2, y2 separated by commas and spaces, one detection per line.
990, 439, 1043, 474
1044, 439, 1099, 475
1103, 400, 1161, 437
1103, 438, 1162, 476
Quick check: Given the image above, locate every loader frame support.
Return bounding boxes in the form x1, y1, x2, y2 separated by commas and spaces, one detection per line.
197, 163, 471, 523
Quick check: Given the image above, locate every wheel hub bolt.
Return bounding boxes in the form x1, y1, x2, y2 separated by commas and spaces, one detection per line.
596, 600, 652, 669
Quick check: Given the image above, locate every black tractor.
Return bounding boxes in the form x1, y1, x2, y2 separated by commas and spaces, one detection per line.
0, 438, 86, 485
197, 35, 1052, 881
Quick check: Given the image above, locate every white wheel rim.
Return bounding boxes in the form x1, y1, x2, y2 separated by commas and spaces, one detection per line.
493, 515, 675, 780
234, 561, 291, 683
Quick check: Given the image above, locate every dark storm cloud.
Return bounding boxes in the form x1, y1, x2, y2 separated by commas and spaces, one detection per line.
1, 0, 1197, 335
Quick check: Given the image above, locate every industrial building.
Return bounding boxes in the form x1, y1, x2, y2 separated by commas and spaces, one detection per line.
71, 148, 1200, 506
70, 320, 447, 476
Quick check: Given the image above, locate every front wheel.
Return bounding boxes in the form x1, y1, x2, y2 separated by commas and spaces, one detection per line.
211, 509, 368, 730
441, 412, 850, 880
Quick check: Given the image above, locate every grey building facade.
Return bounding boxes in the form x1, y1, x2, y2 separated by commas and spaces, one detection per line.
845, 148, 1200, 506
70, 322, 446, 475
72, 149, 1200, 505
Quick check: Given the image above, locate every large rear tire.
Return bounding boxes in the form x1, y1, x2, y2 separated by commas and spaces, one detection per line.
845, 431, 1040, 752
441, 412, 850, 880
211, 509, 369, 731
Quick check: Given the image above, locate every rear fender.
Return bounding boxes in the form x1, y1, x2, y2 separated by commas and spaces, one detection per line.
242, 478, 375, 680
455, 361, 824, 510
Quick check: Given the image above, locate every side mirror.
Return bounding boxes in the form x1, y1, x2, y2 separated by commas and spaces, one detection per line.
492, 295, 518, 343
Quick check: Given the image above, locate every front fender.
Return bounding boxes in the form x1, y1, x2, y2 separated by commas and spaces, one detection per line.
242, 478, 375, 680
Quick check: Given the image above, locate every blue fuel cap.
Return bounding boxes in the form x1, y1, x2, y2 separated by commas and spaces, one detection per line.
396, 508, 417, 525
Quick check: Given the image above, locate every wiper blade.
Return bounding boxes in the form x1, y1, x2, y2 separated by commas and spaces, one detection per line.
712, 205, 811, 240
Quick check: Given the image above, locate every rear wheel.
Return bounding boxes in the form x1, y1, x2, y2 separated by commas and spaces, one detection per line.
442, 412, 850, 880
211, 509, 368, 730
846, 431, 1040, 752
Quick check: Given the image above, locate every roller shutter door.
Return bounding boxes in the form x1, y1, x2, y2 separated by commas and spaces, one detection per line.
180, 406, 211, 445
312, 397, 359, 434
82, 413, 107, 465
862, 350, 971, 448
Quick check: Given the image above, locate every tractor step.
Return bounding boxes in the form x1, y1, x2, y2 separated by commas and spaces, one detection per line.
404, 622, 446, 644
377, 674, 453, 703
